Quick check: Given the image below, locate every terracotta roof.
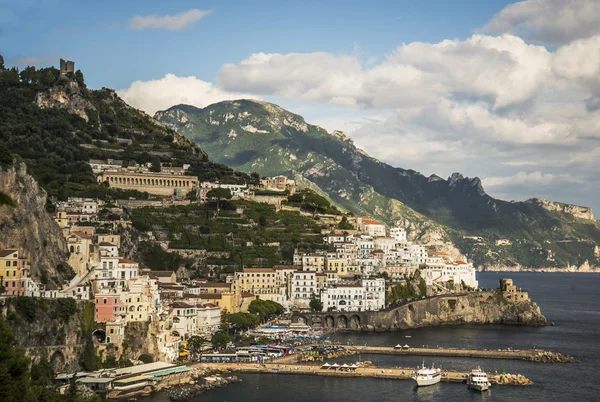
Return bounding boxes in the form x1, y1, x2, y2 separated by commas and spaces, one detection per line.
362, 216, 383, 225
119, 258, 136, 264
242, 267, 275, 273
171, 301, 193, 309
150, 271, 176, 277
273, 265, 298, 270
241, 291, 255, 298
195, 293, 223, 299
99, 242, 117, 247
159, 283, 184, 289
200, 282, 231, 288
72, 231, 93, 239
0, 249, 18, 257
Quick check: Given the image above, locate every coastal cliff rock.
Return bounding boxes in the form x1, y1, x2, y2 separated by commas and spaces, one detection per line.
35, 81, 95, 122
0, 298, 88, 371
0, 158, 69, 285
525, 198, 595, 221
369, 290, 547, 331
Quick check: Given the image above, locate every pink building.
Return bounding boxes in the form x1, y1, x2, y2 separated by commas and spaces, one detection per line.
95, 294, 124, 322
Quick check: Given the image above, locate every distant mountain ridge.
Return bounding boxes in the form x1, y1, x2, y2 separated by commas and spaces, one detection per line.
156, 99, 600, 269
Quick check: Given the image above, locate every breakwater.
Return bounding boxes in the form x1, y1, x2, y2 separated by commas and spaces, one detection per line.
347, 346, 577, 362
192, 362, 533, 386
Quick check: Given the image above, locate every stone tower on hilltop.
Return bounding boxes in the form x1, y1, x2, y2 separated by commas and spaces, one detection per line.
59, 58, 74, 75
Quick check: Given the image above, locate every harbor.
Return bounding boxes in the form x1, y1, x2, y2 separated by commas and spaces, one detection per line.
191, 362, 534, 386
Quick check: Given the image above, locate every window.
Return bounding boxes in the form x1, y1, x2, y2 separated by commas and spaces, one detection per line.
103, 298, 107, 304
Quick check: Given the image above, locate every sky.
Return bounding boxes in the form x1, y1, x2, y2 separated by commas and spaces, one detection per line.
2, 0, 600, 214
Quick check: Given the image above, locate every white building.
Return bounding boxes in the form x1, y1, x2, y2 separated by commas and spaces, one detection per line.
171, 302, 197, 340
390, 227, 407, 242
195, 302, 221, 336
362, 278, 386, 311
321, 284, 365, 312
320, 278, 386, 312
291, 272, 317, 309
420, 261, 479, 289
374, 237, 397, 253
358, 216, 386, 237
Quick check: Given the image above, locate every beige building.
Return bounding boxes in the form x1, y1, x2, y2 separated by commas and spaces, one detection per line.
96, 171, 198, 196
233, 267, 293, 305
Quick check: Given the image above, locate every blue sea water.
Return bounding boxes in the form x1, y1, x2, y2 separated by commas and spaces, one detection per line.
142, 272, 600, 401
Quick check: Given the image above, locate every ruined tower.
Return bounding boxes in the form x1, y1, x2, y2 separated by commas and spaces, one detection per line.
59, 58, 75, 75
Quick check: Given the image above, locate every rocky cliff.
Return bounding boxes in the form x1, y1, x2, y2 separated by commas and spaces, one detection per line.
0, 298, 88, 371
369, 291, 547, 331
525, 198, 595, 221
35, 80, 95, 122
0, 158, 70, 285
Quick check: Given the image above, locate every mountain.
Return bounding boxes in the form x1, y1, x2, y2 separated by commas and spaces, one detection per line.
0, 60, 261, 283
0, 62, 255, 203
155, 100, 600, 269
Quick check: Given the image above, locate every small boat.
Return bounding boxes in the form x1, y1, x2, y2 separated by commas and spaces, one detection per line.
467, 367, 491, 392
412, 362, 441, 387
405, 335, 412, 338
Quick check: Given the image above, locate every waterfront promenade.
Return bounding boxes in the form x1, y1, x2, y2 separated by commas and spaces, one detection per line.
191, 362, 532, 385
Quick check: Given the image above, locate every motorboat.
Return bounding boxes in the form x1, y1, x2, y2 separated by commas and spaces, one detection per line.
412, 362, 441, 387
467, 367, 491, 392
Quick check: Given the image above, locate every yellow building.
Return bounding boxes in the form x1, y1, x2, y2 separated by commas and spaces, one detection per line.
0, 249, 20, 281
327, 258, 349, 275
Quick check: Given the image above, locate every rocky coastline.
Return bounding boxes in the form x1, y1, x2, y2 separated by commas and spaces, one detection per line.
167, 373, 241, 401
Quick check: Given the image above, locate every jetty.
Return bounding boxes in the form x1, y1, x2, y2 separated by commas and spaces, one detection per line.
191, 362, 533, 386
345, 345, 577, 362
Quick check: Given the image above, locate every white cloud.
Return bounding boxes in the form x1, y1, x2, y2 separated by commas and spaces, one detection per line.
117, 74, 258, 115
218, 35, 553, 112
484, 171, 582, 188
481, 0, 600, 45
128, 9, 211, 31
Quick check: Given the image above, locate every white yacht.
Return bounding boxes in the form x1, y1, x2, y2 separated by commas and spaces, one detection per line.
412, 362, 441, 387
467, 367, 491, 392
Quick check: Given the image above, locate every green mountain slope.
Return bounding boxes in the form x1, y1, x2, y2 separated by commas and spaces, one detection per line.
156, 100, 600, 269
0, 63, 254, 202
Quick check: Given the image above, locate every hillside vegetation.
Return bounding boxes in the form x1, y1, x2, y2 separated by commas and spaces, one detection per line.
0, 61, 254, 203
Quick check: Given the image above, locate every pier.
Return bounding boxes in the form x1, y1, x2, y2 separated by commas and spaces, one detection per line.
191, 362, 533, 385
345, 345, 575, 362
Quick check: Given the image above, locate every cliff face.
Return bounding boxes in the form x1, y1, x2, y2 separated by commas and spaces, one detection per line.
0, 159, 69, 284
526, 198, 595, 221
368, 291, 547, 331
35, 81, 95, 122
1, 298, 87, 371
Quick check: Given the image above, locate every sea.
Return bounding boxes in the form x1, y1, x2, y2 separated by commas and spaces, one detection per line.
141, 272, 600, 402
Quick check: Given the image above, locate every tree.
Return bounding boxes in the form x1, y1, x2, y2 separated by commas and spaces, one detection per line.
150, 156, 161, 172
187, 335, 207, 355
80, 337, 97, 371
309, 294, 323, 312
74, 69, 86, 89
337, 216, 353, 230
138, 354, 153, 364
227, 312, 259, 331
207, 188, 232, 210
211, 331, 231, 349
0, 318, 31, 401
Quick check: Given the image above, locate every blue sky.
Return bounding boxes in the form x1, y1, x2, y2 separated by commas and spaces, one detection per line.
2, 0, 600, 214
2, 0, 513, 89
